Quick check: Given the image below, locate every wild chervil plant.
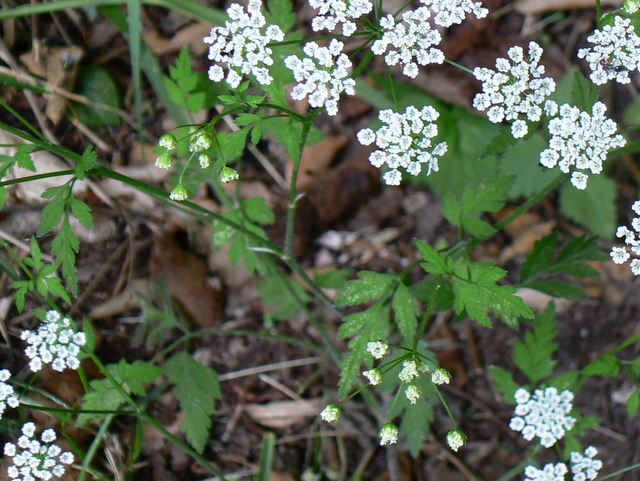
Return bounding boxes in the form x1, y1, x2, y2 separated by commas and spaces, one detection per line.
3, 0, 640, 479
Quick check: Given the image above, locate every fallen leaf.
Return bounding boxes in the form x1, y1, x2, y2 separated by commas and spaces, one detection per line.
244, 399, 322, 429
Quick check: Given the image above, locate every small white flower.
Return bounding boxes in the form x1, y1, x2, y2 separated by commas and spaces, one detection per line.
358, 105, 447, 185
320, 404, 342, 423
362, 368, 383, 385
170, 185, 189, 201
159, 134, 177, 151
570, 446, 603, 481
309, 0, 372, 36
4, 422, 74, 481
0, 370, 19, 420
379, 423, 399, 445
578, 16, 640, 86
510, 386, 575, 448
524, 462, 568, 481
431, 368, 451, 385
472, 42, 555, 138
446, 430, 467, 452
21, 311, 86, 373
399, 360, 419, 383
421, 0, 489, 28
366, 341, 389, 359
540, 101, 625, 189
285, 39, 355, 116
405, 384, 421, 404
204, 0, 284, 87
611, 202, 640, 275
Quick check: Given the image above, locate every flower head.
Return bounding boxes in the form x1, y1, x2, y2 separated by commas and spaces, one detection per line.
509, 386, 575, 448
159, 134, 177, 151
420, 0, 489, 28
405, 384, 421, 404
362, 368, 383, 385
446, 429, 467, 452
473, 41, 556, 138
189, 132, 213, 153
170, 185, 189, 201
371, 8, 445, 79
320, 404, 342, 423
577, 16, 640, 85
357, 105, 447, 185
0, 370, 19, 420
540, 101, 625, 189
523, 462, 568, 481
204, 0, 284, 88
570, 446, 603, 481
366, 341, 389, 359
431, 368, 451, 385
21, 311, 86, 373
220, 166, 240, 183
379, 423, 399, 445
155, 153, 173, 170
4, 422, 74, 480
399, 360, 419, 383
284, 39, 355, 116
310, 0, 373, 36
611, 200, 640, 275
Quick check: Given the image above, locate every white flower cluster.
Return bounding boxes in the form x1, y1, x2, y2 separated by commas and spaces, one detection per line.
309, 0, 373, 36
0, 369, 19, 419
320, 404, 342, 423
371, 8, 445, 79
379, 423, 399, 445
577, 16, 640, 85
539, 101, 625, 190
523, 462, 568, 481
21, 310, 86, 373
509, 386, 576, 448
358, 105, 447, 185
204, 0, 285, 88
522, 447, 603, 481
362, 368, 382, 385
571, 446, 603, 481
366, 340, 389, 359
473, 42, 556, 138
4, 422, 74, 481
420, 0, 489, 28
611, 200, 640, 274
284, 39, 355, 116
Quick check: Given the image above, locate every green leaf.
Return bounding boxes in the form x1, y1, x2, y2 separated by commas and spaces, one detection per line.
571, 70, 599, 111
264, 0, 296, 32
314, 269, 350, 289
513, 302, 558, 384
400, 396, 434, 458
628, 389, 640, 418
489, 365, 519, 404
392, 283, 418, 344
244, 197, 275, 225
74, 66, 122, 126
217, 128, 249, 162
415, 239, 452, 275
262, 116, 302, 161
524, 280, 587, 299
69, 198, 93, 228
452, 258, 534, 327
257, 275, 310, 320
38, 186, 67, 234
582, 353, 621, 377
442, 176, 514, 238
559, 174, 616, 239
166, 351, 221, 453
78, 360, 162, 425
338, 309, 371, 340
75, 145, 97, 180
335, 271, 396, 306
51, 218, 80, 294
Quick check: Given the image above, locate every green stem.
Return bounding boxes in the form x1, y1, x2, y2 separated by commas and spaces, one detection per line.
78, 414, 115, 481
88, 352, 228, 480
596, 461, 640, 480
495, 444, 541, 481
595, 0, 603, 28
445, 59, 474, 75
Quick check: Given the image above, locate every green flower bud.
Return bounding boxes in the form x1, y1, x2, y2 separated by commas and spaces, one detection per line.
220, 166, 239, 183
155, 153, 173, 169
189, 132, 213, 152
446, 430, 467, 452
159, 133, 177, 151
320, 404, 342, 423
169, 184, 188, 201
624, 0, 640, 14
379, 423, 399, 446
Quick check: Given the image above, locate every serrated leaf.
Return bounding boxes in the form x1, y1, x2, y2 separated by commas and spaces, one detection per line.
257, 274, 310, 320
244, 196, 275, 225
74, 66, 122, 126
69, 198, 93, 228
415, 239, 452, 275
338, 309, 371, 340
392, 283, 418, 344
75, 145, 97, 179
314, 269, 350, 289
38, 188, 66, 234
559, 174, 616, 239
400, 397, 433, 458
335, 271, 396, 306
489, 365, 519, 404
264, 0, 296, 32
525, 280, 587, 299
582, 353, 621, 377
166, 351, 221, 453
513, 302, 557, 383
51, 218, 80, 294
218, 128, 249, 162
571, 70, 599, 111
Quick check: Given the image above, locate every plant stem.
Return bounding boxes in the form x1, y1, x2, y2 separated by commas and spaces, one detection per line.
495, 444, 541, 481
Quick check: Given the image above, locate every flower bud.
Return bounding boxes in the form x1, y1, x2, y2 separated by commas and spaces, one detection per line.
220, 166, 239, 183
431, 368, 451, 385
379, 423, 399, 446
189, 132, 213, 152
366, 340, 389, 359
446, 430, 467, 452
170, 184, 188, 201
362, 368, 382, 386
320, 404, 342, 423
624, 0, 640, 13
159, 133, 177, 150
199, 154, 211, 169
155, 153, 173, 169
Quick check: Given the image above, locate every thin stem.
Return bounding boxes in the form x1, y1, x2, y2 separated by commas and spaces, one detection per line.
595, 0, 602, 28
445, 59, 474, 75
495, 444, 541, 481
77, 414, 115, 481
596, 461, 640, 480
